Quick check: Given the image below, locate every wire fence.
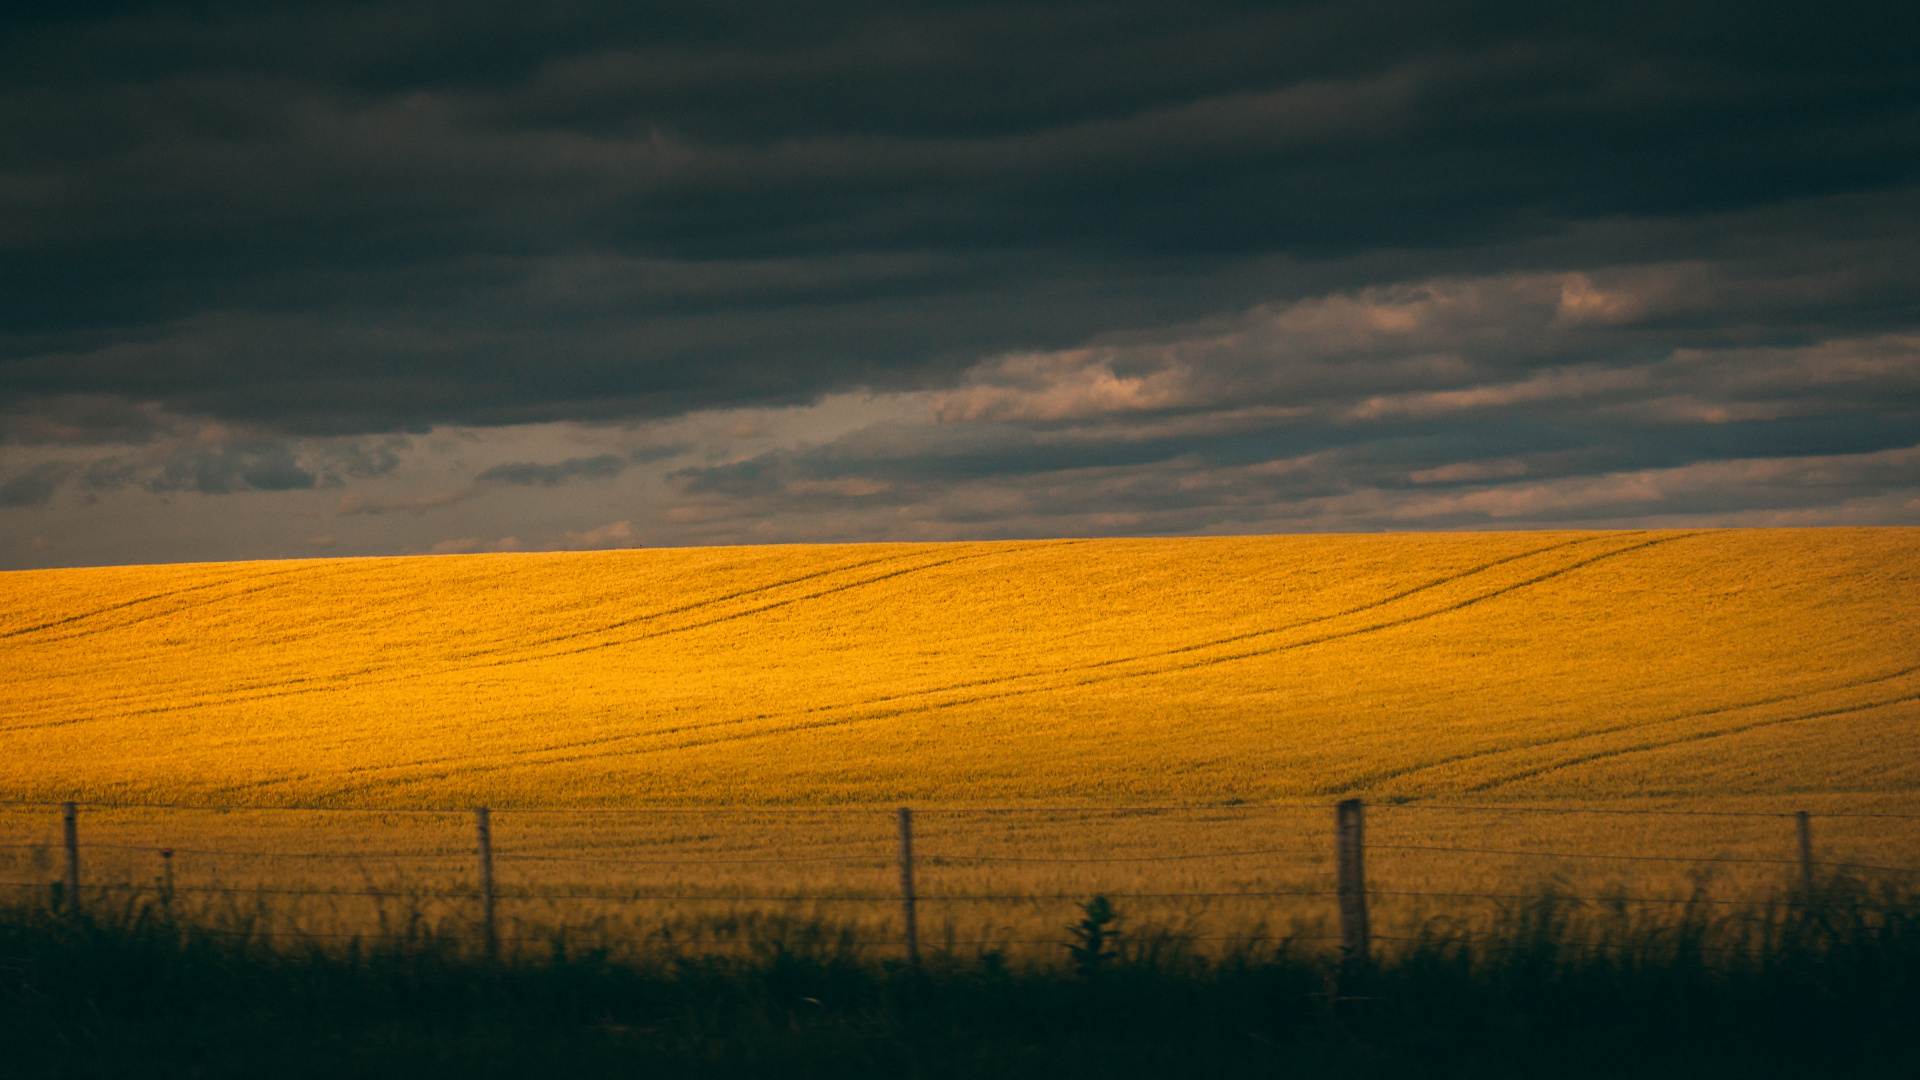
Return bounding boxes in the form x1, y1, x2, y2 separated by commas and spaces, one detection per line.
2, 798, 1916, 957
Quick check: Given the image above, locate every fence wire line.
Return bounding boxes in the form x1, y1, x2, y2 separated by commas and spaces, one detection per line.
0, 918, 1791, 956
0, 799, 1327, 815
497, 852, 887, 866
10, 842, 1912, 873
9, 845, 1917, 877
1374, 804, 1920, 820
0, 800, 468, 815
1376, 804, 1796, 819
12, 844, 1316, 866
8, 797, 1920, 819
915, 847, 1302, 864
1369, 934, 1770, 957
0, 881, 464, 898
1, 881, 1889, 909
62, 844, 471, 859
161, 927, 1350, 946
490, 891, 1341, 903
1400, 843, 1920, 874
0, 882, 1330, 902
1811, 860, 1920, 875
1374, 890, 1769, 907
1374, 842, 1919, 873
13, 845, 877, 864
499, 850, 1311, 866
80, 926, 1793, 955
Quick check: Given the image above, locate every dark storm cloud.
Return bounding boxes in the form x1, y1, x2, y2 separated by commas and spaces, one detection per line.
0, 395, 170, 446
655, 258, 1920, 533
142, 440, 317, 494
2, 0, 1917, 437
0, 462, 70, 507
313, 437, 407, 484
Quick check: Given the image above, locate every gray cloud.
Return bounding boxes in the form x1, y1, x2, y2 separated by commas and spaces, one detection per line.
627, 443, 689, 464
315, 438, 409, 485
654, 264, 1920, 537
336, 489, 478, 516
0, 419, 347, 506
475, 453, 627, 486
144, 441, 316, 494
0, 462, 70, 507
1, 2, 1915, 437
2, 2, 1919, 564
0, 396, 169, 446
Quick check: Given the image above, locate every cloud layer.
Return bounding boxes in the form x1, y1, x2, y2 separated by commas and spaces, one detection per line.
1, 2, 1917, 564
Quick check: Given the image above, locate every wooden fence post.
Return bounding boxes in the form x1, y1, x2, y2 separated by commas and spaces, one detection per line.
475, 807, 498, 962
1796, 810, 1815, 900
1335, 799, 1369, 971
897, 807, 921, 968
61, 802, 80, 916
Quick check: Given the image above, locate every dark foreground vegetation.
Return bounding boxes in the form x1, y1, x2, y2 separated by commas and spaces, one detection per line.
5, 883, 1919, 1079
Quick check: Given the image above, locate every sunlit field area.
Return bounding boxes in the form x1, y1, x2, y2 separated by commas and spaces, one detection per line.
3, 529, 1918, 954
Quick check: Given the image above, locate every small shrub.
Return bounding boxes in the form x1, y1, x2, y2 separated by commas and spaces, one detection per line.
1067, 895, 1119, 977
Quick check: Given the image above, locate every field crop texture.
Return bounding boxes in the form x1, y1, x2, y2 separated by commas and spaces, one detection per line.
2, 528, 1918, 952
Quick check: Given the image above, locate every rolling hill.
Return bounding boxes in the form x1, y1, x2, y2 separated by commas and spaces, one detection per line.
4, 528, 1916, 810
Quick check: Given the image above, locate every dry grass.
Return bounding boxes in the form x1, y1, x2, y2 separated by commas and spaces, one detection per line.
2, 529, 1917, 950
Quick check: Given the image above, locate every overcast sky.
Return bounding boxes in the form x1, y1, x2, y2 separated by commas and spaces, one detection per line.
3, 1, 1917, 568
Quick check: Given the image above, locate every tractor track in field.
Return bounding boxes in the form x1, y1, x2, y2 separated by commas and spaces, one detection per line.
0, 541, 1081, 733
5, 548, 964, 721
439, 547, 953, 660
0, 560, 367, 643
771, 533, 1614, 721
441, 540, 1090, 670
235, 532, 1703, 794
1329, 663, 1920, 794
1465, 683, 1920, 793
138, 536, 1628, 789
0, 534, 1620, 730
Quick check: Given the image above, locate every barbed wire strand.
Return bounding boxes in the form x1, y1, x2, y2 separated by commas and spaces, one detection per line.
496, 852, 889, 866
1370, 934, 1769, 957
8, 880, 1905, 908
0, 800, 1321, 815
913, 847, 1302, 864
1376, 842, 1919, 873
62, 844, 472, 859
0, 800, 464, 814
7, 845, 1914, 872
9, 920, 1780, 956
1373, 804, 1920, 820
0, 882, 1331, 902
163, 928, 1349, 946
13, 843, 1909, 872
7, 797, 1915, 819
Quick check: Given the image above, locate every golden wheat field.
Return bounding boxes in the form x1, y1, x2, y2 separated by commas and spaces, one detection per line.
2, 528, 1918, 955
